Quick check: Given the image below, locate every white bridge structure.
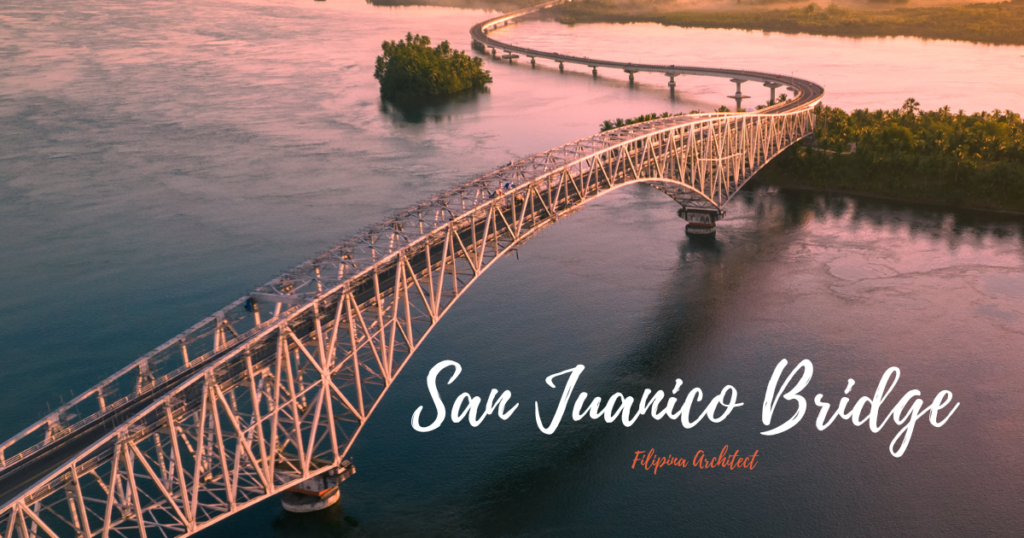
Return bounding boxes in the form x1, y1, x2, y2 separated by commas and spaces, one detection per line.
0, 2, 822, 536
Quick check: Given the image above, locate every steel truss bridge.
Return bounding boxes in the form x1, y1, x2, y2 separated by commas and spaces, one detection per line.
0, 2, 822, 536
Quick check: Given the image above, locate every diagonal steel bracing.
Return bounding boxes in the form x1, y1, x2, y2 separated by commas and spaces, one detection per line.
0, 3, 822, 537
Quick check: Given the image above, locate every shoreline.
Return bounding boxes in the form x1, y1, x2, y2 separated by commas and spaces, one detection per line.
553, 1, 1024, 47
748, 176, 1024, 220
369, 1, 1024, 219
368, 0, 1024, 47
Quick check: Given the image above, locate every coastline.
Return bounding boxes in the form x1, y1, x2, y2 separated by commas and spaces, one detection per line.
368, 0, 1024, 215
371, 0, 1024, 47
749, 173, 1024, 219
551, 3, 1024, 47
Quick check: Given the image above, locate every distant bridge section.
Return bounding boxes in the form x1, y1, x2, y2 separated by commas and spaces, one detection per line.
471, 0, 824, 111
0, 2, 822, 537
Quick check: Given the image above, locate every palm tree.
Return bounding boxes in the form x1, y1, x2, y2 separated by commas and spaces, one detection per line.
901, 97, 921, 116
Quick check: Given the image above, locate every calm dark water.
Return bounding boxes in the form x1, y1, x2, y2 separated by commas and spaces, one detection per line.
1, 0, 1023, 535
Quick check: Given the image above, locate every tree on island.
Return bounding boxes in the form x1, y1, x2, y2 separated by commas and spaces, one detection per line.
374, 33, 492, 101
761, 100, 1024, 212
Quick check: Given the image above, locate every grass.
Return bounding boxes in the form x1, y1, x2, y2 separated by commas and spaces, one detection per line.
557, 0, 1024, 45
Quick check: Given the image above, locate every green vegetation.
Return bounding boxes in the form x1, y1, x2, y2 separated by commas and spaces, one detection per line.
367, 0, 536, 8
600, 112, 675, 131
758, 100, 1024, 212
374, 33, 492, 101
558, 0, 1024, 45
756, 94, 789, 109
367, 0, 527, 9
599, 101, 1024, 212
599, 97, 790, 131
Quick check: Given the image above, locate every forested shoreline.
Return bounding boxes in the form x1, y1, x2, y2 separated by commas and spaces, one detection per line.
556, 0, 1024, 46
756, 101, 1024, 213
601, 102, 1024, 213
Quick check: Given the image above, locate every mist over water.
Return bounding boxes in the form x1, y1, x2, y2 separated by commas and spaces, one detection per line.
1, 0, 1023, 535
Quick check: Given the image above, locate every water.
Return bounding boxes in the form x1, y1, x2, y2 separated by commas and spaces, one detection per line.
1, 0, 1023, 535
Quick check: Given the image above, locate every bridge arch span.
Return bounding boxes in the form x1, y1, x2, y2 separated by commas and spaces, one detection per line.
0, 4, 822, 537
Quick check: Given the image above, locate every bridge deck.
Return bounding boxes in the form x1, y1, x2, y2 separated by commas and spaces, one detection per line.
470, 0, 823, 112
0, 3, 823, 536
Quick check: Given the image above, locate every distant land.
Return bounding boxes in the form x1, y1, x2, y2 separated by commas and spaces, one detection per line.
366, 0, 1024, 46
367, 0, 525, 10
557, 0, 1024, 46
364, 0, 1024, 213
758, 102, 1024, 214
601, 103, 1024, 214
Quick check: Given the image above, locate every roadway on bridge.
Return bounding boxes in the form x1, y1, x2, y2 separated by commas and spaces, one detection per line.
470, 0, 822, 112
0, 0, 824, 526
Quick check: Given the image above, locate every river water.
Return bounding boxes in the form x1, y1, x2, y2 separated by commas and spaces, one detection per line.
1, 0, 1023, 535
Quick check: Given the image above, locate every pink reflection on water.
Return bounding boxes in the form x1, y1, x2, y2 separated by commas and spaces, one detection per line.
498, 20, 1024, 112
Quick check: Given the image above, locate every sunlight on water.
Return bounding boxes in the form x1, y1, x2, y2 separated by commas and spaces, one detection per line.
1, 0, 1023, 534
499, 19, 1024, 112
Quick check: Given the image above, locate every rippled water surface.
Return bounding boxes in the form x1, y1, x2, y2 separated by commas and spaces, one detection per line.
2, 0, 1024, 535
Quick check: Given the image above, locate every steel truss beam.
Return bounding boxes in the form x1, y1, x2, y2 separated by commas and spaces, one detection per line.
0, 4, 822, 537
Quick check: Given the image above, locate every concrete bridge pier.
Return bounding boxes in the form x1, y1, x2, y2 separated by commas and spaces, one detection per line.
559, 61, 564, 72
530, 56, 536, 67
589, 65, 598, 78
763, 81, 783, 105
490, 47, 497, 58
501, 52, 519, 63
667, 73, 677, 93
679, 208, 722, 240
728, 78, 750, 110
280, 462, 356, 513
625, 69, 637, 86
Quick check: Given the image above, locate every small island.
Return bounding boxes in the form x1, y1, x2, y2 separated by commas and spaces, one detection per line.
374, 33, 492, 101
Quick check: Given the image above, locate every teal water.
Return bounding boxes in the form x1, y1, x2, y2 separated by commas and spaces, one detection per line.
2, 0, 1024, 535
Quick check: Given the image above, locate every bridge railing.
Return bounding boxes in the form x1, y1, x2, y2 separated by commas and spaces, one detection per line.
0, 96, 817, 477
0, 294, 276, 468
0, 0, 823, 534
0, 106, 818, 538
